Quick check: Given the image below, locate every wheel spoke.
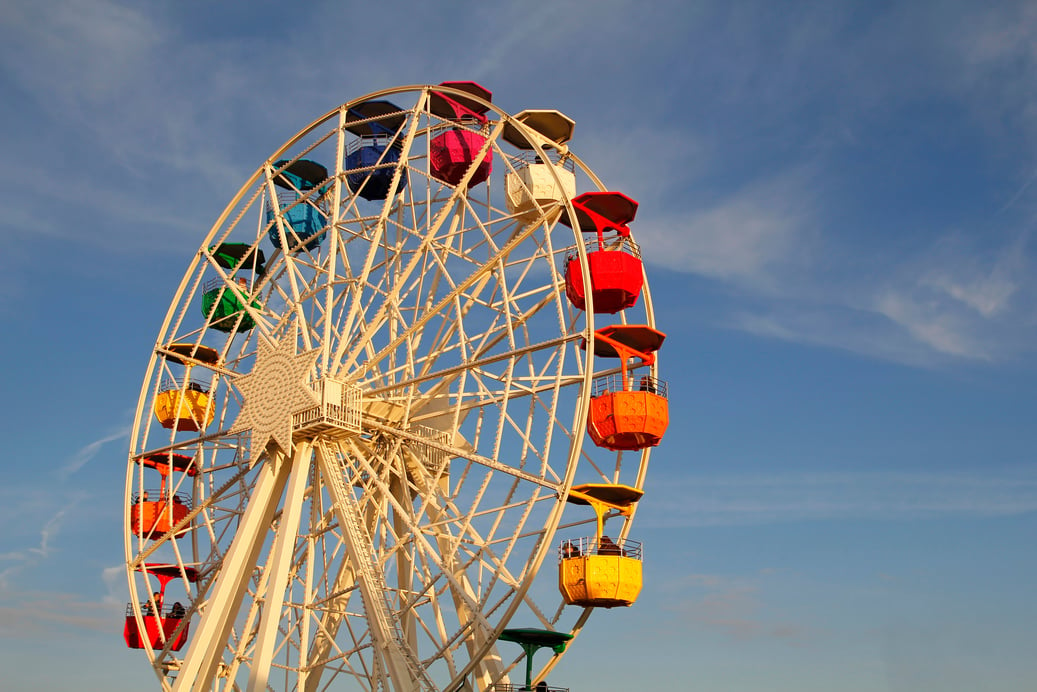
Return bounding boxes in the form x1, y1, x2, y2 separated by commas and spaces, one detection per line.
173, 448, 292, 691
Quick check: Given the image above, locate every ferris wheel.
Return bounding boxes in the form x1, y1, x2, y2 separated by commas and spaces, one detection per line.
123, 83, 669, 692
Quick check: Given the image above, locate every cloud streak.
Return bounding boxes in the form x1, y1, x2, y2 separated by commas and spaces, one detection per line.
57, 426, 130, 480
639, 468, 1037, 528
638, 169, 813, 287
727, 225, 1036, 366
0, 588, 123, 637
661, 571, 812, 643
584, 3, 1037, 368
0, 505, 76, 588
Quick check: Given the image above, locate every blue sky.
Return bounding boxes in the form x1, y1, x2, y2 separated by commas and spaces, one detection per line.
2, 0, 1036, 690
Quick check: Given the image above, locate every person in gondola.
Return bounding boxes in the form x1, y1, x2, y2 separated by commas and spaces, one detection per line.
597, 535, 623, 556
561, 540, 581, 559
638, 375, 657, 394
535, 681, 548, 692
170, 601, 186, 619
143, 591, 163, 617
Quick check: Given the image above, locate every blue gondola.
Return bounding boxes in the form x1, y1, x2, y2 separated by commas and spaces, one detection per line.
345, 101, 408, 201
266, 159, 329, 251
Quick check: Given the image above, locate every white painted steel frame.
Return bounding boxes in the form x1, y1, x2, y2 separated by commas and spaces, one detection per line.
124, 85, 658, 691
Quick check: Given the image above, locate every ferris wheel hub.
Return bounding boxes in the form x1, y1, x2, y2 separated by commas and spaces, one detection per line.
229, 331, 320, 457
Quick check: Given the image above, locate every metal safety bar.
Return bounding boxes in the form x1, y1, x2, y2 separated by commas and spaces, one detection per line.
590, 373, 668, 398
558, 536, 642, 560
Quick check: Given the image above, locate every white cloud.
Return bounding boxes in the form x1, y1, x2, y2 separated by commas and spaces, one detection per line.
639, 469, 1037, 528
951, 2, 1037, 143
661, 570, 811, 643
729, 305, 935, 365
724, 222, 1037, 366
863, 229, 1034, 362
57, 426, 130, 480
101, 565, 127, 606
0, 588, 123, 637
0, 505, 75, 588
1, 0, 161, 104
637, 169, 812, 286
580, 3, 1037, 368
873, 290, 992, 361
0, 420, 130, 590
917, 235, 1027, 319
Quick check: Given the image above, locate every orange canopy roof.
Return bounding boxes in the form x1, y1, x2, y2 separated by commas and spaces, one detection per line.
583, 324, 666, 358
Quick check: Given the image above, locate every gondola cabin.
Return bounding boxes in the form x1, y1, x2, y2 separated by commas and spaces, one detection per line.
153, 343, 220, 430
561, 191, 644, 314
130, 452, 196, 537
559, 484, 644, 608
429, 81, 493, 188
345, 100, 408, 201
201, 276, 259, 333
496, 628, 573, 692
130, 491, 191, 537
124, 564, 197, 651
154, 381, 213, 431
503, 110, 577, 221
558, 536, 643, 608
266, 158, 329, 251
583, 325, 669, 451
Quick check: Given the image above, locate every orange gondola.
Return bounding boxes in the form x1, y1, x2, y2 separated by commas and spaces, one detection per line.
130, 452, 195, 537
583, 325, 669, 451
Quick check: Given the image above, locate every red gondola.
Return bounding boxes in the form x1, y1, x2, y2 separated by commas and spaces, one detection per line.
124, 564, 197, 651
561, 192, 644, 314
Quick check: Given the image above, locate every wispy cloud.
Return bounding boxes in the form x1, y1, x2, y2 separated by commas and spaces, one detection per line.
660, 571, 812, 643
0, 504, 76, 588
0, 422, 129, 590
730, 304, 934, 366
101, 565, 127, 606
637, 168, 813, 287
726, 226, 1037, 366
639, 469, 1037, 528
867, 230, 1032, 362
950, 2, 1037, 150
0, 588, 123, 637
873, 291, 992, 361
583, 3, 1037, 368
56, 426, 130, 480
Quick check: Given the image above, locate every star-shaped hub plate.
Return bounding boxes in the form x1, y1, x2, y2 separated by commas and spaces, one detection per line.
231, 332, 320, 459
